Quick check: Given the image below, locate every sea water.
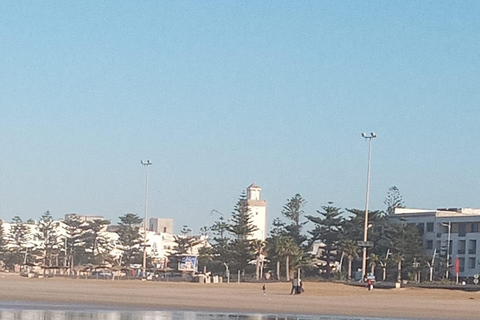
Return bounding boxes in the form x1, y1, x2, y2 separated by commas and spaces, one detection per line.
0, 301, 415, 320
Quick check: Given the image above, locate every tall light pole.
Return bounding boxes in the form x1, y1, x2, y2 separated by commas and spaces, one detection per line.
141, 160, 152, 279
361, 132, 376, 280
441, 221, 451, 280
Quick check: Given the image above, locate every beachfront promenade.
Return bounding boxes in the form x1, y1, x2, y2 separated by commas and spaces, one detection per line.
0, 274, 477, 319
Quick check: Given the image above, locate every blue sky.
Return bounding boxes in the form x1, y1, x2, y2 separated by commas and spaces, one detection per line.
1, 1, 480, 233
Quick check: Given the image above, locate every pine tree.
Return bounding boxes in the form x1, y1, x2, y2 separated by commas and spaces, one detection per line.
6, 216, 31, 268
64, 214, 87, 267
384, 186, 405, 215
228, 192, 257, 279
307, 204, 344, 277
209, 216, 232, 276
266, 218, 288, 280
81, 219, 111, 265
116, 213, 143, 267
36, 211, 60, 266
282, 194, 307, 246
0, 220, 5, 265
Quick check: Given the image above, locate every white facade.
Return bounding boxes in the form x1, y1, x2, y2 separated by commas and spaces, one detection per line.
392, 208, 480, 279
1, 217, 209, 271
246, 183, 267, 241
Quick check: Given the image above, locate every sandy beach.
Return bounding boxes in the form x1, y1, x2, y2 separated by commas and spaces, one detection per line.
0, 274, 477, 319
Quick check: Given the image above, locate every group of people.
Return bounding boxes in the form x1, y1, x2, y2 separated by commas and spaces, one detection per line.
290, 277, 303, 295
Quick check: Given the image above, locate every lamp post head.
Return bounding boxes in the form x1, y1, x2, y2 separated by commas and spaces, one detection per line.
141, 160, 152, 166
361, 132, 377, 139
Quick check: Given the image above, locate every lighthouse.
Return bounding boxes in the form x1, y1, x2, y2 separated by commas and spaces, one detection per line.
246, 183, 267, 241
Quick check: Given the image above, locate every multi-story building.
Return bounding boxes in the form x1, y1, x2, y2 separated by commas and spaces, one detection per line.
64, 213, 106, 222
245, 183, 267, 241
391, 207, 480, 278
149, 218, 174, 234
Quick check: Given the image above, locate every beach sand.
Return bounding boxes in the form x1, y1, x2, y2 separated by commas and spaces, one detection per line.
0, 274, 477, 319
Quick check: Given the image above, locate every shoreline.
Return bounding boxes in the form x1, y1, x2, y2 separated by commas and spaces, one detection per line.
0, 275, 478, 319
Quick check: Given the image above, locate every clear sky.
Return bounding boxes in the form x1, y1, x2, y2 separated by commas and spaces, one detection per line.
1, 1, 480, 234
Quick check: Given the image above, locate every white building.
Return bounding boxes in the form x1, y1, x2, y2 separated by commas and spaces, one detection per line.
1, 215, 210, 272
64, 214, 106, 222
245, 183, 267, 241
391, 207, 480, 279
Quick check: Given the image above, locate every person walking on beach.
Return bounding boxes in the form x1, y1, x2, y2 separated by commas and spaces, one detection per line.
290, 278, 298, 295
297, 278, 303, 294
262, 284, 266, 295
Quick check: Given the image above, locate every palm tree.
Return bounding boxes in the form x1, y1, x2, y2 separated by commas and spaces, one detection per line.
278, 237, 299, 281
379, 255, 390, 281
266, 236, 282, 280
340, 240, 359, 281
252, 240, 266, 280
392, 252, 404, 282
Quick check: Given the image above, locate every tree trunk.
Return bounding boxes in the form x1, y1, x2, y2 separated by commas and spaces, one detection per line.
255, 257, 260, 280
286, 256, 290, 281
382, 267, 386, 281
348, 258, 352, 281
276, 261, 280, 280
397, 260, 402, 282
260, 258, 264, 280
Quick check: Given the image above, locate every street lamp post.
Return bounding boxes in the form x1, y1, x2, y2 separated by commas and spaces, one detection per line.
441, 221, 451, 280
361, 132, 376, 280
141, 160, 152, 280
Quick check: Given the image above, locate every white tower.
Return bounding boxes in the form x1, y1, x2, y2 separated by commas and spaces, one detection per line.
246, 183, 267, 241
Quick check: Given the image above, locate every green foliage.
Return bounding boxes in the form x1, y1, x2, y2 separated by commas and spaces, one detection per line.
81, 219, 111, 265
384, 222, 426, 281
36, 211, 60, 266
334, 270, 346, 281
282, 194, 307, 246
277, 236, 302, 280
266, 218, 286, 280
228, 193, 257, 277
339, 239, 360, 280
210, 216, 232, 267
64, 214, 86, 266
307, 204, 343, 277
384, 186, 405, 216
5, 216, 32, 269
116, 213, 143, 267
0, 220, 4, 263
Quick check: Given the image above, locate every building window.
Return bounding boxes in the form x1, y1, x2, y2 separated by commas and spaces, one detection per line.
469, 257, 476, 269
473, 223, 479, 233
163, 227, 167, 233
426, 222, 434, 232
442, 224, 449, 233
426, 240, 433, 249
458, 240, 466, 254
459, 258, 465, 272
459, 223, 466, 237
469, 240, 477, 254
